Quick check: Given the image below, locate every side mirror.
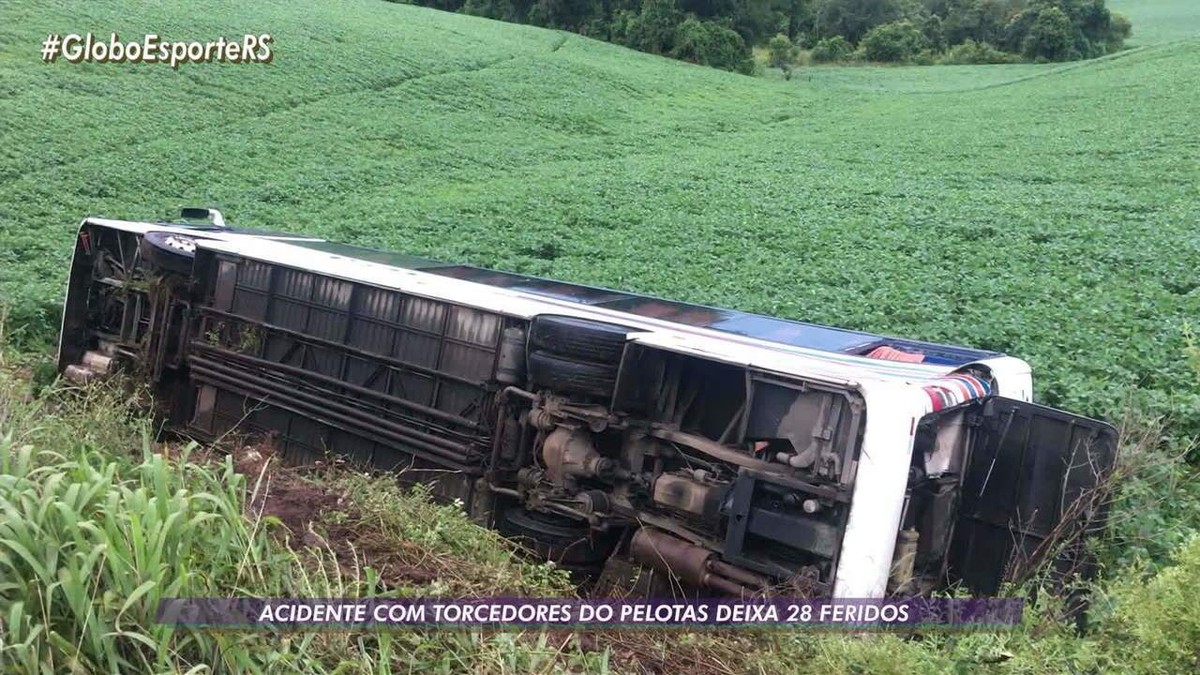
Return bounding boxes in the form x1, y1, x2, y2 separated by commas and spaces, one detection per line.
180, 207, 226, 228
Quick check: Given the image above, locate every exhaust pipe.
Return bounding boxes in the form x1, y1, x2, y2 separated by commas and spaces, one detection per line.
629, 528, 768, 596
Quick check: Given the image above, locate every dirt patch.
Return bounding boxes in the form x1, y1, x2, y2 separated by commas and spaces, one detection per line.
236, 442, 340, 541
225, 438, 437, 588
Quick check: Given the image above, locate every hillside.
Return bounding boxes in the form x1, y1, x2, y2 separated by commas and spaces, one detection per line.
1, 0, 1198, 434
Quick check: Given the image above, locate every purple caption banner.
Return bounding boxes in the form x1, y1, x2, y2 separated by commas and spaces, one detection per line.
155, 597, 1023, 629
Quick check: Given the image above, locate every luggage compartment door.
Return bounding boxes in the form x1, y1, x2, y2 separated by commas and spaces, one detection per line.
951, 397, 1118, 594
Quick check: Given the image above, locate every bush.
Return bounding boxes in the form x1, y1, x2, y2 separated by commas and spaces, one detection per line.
766, 33, 797, 73
1107, 11, 1132, 52
909, 49, 939, 66
810, 34, 852, 63
670, 16, 754, 74
940, 38, 1019, 64
1100, 536, 1200, 674
859, 20, 929, 63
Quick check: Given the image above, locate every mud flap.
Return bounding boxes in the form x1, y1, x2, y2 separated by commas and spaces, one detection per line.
950, 397, 1118, 595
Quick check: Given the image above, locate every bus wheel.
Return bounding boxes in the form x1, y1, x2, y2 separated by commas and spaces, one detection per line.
497, 506, 614, 568
529, 315, 632, 364
140, 231, 197, 274
527, 350, 617, 399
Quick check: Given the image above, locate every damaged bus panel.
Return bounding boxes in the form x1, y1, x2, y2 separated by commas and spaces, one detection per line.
57, 214, 1119, 598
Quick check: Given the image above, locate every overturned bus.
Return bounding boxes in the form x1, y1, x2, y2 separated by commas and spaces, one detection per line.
57, 210, 1118, 599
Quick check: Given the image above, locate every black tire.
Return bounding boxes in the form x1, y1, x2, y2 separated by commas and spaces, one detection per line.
527, 349, 617, 398
497, 506, 614, 568
529, 315, 632, 365
140, 231, 197, 274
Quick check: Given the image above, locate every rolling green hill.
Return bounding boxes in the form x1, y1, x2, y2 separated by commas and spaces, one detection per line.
1, 0, 1198, 434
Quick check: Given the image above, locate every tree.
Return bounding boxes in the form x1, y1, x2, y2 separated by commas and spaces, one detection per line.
941, 0, 1020, 46
860, 19, 928, 61
778, 0, 815, 41
921, 13, 946, 51
766, 33, 797, 77
461, 0, 537, 24
813, 0, 904, 44
999, 6, 1039, 53
412, 0, 468, 10
1023, 5, 1074, 61
409, 0, 1135, 72
1002, 0, 1129, 58
1074, 0, 1115, 44
732, 0, 786, 45
623, 0, 685, 53
529, 0, 604, 30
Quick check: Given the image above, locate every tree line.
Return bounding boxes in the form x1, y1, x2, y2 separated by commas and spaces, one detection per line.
395, 0, 1133, 74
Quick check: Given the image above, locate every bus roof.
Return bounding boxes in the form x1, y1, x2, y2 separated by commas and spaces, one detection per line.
82, 217, 1018, 398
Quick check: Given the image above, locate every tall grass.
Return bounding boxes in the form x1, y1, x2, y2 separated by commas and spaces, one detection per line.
0, 367, 606, 673
0, 371, 308, 672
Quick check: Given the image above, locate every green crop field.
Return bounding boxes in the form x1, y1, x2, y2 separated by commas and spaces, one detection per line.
1110, 0, 1200, 44
1, 0, 1198, 437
